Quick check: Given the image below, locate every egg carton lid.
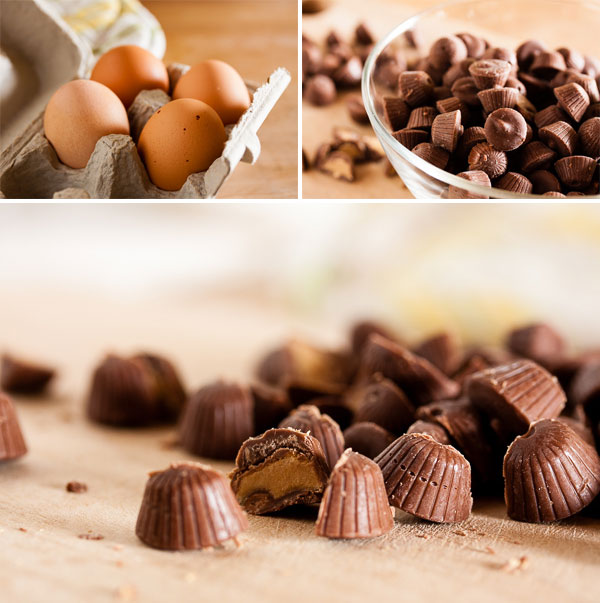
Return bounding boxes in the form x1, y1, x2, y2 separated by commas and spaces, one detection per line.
0, 0, 91, 153
0, 65, 291, 199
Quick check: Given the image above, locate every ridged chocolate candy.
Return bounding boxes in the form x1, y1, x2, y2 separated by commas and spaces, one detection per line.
179, 380, 254, 460
87, 354, 159, 426
250, 383, 293, 435
506, 323, 565, 367
343, 422, 395, 459
230, 428, 329, 514
350, 320, 399, 357
504, 419, 600, 522
406, 420, 451, 444
1, 354, 55, 394
0, 392, 27, 461
376, 433, 472, 523
135, 462, 247, 550
570, 361, 600, 421
134, 352, 186, 422
316, 450, 394, 539
359, 334, 460, 406
413, 332, 461, 376
468, 359, 566, 436
351, 375, 415, 435
255, 339, 350, 389
279, 404, 344, 470
416, 398, 496, 485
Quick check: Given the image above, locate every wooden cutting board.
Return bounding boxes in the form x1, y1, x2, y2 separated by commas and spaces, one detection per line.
0, 287, 599, 603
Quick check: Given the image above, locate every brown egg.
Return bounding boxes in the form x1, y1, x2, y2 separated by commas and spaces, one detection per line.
90, 45, 169, 108
43, 79, 130, 169
138, 98, 227, 191
173, 60, 251, 125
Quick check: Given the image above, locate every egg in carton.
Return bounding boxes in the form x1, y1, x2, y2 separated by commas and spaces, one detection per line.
0, 63, 290, 199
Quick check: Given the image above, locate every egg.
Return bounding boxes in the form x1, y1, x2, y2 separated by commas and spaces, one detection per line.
137, 98, 227, 191
43, 79, 130, 169
173, 60, 251, 125
90, 45, 170, 108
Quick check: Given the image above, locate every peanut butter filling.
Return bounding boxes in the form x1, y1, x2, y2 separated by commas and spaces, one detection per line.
235, 451, 324, 501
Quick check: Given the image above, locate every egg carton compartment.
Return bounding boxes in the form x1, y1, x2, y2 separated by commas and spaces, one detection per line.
0, 65, 291, 199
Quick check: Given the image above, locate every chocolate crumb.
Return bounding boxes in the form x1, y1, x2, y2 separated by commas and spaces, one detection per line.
18, 527, 27, 533
78, 533, 104, 540
66, 481, 88, 493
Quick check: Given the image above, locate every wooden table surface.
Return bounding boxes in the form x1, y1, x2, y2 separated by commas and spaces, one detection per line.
1, 283, 599, 603
142, 1, 298, 199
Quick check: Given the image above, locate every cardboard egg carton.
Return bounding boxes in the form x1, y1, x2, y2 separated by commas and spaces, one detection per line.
0, 65, 291, 199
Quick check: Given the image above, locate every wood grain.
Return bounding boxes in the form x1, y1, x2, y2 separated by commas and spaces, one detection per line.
0, 285, 599, 602
141, 0, 298, 199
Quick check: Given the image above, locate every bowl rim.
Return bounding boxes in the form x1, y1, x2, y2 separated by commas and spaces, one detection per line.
361, 0, 600, 200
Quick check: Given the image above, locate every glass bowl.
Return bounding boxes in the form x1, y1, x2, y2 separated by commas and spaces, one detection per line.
362, 0, 600, 199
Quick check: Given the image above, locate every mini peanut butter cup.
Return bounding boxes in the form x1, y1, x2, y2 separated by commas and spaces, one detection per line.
570, 361, 600, 421
557, 47, 586, 72
538, 121, 578, 157
350, 374, 415, 434
506, 323, 565, 367
383, 97, 411, 131
406, 106, 437, 131
428, 36, 468, 71
412, 143, 450, 170
343, 422, 395, 459
279, 404, 344, 470
442, 61, 472, 88
484, 108, 527, 151
1, 354, 55, 395
567, 73, 600, 104
392, 128, 429, 150
250, 383, 293, 435
375, 433, 473, 523
315, 450, 394, 539
477, 87, 519, 113
179, 380, 254, 460
304, 75, 336, 106
87, 354, 160, 427
556, 416, 596, 447
468, 59, 511, 90
350, 320, 399, 357
436, 96, 464, 114
579, 117, 600, 157
503, 419, 600, 523
451, 76, 480, 106
554, 83, 590, 122
406, 420, 451, 444
516, 40, 547, 71
359, 334, 460, 406
415, 398, 497, 486
0, 392, 27, 461
431, 109, 463, 152
530, 51, 567, 79
468, 359, 566, 436
456, 33, 487, 59
255, 340, 350, 389
133, 352, 186, 422
135, 462, 247, 550
457, 127, 487, 156
530, 169, 562, 195
448, 170, 491, 199
554, 156, 597, 189
413, 332, 461, 376
482, 47, 517, 68
496, 172, 533, 194
398, 71, 434, 107
468, 142, 508, 179
519, 142, 557, 173
229, 428, 330, 514
533, 104, 568, 129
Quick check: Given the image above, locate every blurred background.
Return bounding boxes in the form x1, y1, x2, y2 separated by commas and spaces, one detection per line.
0, 203, 599, 396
